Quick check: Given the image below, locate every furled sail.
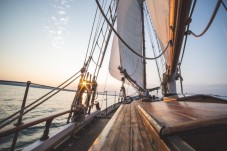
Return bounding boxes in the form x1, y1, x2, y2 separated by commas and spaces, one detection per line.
109, 0, 144, 88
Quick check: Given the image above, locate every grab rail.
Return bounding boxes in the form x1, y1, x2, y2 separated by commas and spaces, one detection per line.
0, 78, 123, 150
0, 109, 73, 138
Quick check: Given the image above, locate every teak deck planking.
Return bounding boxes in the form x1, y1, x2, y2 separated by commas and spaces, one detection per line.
90, 96, 227, 151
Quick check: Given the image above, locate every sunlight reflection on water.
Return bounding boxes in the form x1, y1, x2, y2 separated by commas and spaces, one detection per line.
0, 84, 116, 150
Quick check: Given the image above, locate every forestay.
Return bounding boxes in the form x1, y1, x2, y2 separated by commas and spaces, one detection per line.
109, 0, 144, 88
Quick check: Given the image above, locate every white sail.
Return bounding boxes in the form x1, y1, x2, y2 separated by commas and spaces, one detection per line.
109, 0, 144, 88
145, 0, 192, 94
109, 35, 121, 80
145, 0, 170, 61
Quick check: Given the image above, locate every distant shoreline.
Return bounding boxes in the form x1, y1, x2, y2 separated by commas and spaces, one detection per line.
0, 80, 76, 92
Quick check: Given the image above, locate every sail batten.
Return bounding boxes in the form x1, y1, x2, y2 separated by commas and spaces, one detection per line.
109, 0, 144, 88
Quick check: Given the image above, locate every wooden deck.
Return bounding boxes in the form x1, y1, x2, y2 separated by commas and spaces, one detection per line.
90, 96, 227, 151
55, 118, 109, 151
138, 100, 227, 135
90, 102, 169, 151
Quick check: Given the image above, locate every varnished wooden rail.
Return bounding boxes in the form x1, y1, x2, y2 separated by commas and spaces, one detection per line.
0, 109, 73, 138
177, 94, 227, 103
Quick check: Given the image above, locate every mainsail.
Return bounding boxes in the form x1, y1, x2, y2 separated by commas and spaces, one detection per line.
109, 0, 192, 94
109, 0, 144, 88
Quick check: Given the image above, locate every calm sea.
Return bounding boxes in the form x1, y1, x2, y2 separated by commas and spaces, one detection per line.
0, 84, 117, 151
180, 84, 227, 98
0, 84, 226, 150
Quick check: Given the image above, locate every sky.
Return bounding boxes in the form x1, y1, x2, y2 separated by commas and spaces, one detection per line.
181, 0, 227, 85
0, 0, 227, 93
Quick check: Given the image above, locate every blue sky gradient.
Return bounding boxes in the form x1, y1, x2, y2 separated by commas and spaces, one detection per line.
0, 0, 226, 93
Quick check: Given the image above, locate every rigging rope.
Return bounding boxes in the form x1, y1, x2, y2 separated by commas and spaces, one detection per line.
145, 3, 166, 68
120, 68, 144, 91
222, 0, 227, 11
95, 0, 118, 78
91, 56, 101, 67
144, 4, 162, 83
0, 74, 81, 129
0, 70, 81, 126
85, 0, 108, 72
180, 0, 197, 64
84, 6, 98, 65
95, 0, 171, 61
86, 0, 116, 80
100, 70, 109, 109
94, 27, 109, 76
187, 0, 222, 37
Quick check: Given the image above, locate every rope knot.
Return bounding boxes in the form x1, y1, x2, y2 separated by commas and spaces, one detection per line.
185, 17, 192, 25
185, 30, 191, 35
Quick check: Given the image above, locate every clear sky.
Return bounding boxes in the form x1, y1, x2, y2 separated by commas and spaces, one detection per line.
0, 0, 227, 93
182, 0, 227, 85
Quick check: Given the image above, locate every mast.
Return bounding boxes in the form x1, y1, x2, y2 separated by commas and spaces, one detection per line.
145, 0, 192, 95
166, 0, 192, 95
141, 0, 146, 90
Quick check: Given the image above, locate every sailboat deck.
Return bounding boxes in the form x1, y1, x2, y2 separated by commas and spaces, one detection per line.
56, 118, 109, 151
90, 97, 227, 151
90, 102, 167, 151
138, 100, 227, 135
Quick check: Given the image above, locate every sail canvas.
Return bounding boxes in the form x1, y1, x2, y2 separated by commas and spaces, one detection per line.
109, 0, 144, 88
145, 0, 170, 61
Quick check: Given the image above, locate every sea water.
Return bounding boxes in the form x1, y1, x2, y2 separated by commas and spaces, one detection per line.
0, 84, 117, 151
0, 84, 226, 150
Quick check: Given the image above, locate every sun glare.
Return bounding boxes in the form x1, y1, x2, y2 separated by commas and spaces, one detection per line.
82, 81, 86, 86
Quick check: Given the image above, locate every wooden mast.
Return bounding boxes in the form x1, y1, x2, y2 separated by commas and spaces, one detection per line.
141, 0, 146, 90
